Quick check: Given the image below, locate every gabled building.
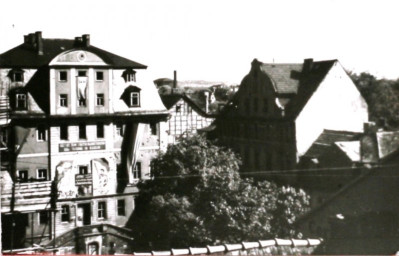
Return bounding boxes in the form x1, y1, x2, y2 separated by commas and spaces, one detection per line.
160, 94, 214, 144
0, 32, 168, 254
209, 58, 368, 173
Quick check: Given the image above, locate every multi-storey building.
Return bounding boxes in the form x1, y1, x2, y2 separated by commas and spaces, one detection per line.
209, 58, 368, 174
0, 32, 168, 254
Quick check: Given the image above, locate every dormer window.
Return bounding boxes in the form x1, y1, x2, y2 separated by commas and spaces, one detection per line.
8, 69, 24, 82
16, 93, 27, 110
120, 85, 141, 108
130, 92, 140, 107
122, 69, 136, 82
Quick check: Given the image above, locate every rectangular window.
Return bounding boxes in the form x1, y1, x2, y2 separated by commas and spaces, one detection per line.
150, 122, 157, 135
117, 199, 125, 216
98, 202, 107, 219
116, 124, 124, 137
14, 72, 23, 82
175, 105, 181, 113
61, 205, 70, 222
129, 92, 140, 107
78, 71, 87, 77
97, 123, 104, 138
39, 211, 49, 225
18, 170, 28, 182
133, 162, 142, 179
37, 169, 48, 180
16, 93, 27, 110
60, 124, 68, 140
59, 71, 67, 82
37, 126, 46, 141
78, 98, 86, 107
60, 94, 68, 107
79, 124, 86, 139
79, 166, 89, 175
96, 71, 104, 81
96, 94, 104, 106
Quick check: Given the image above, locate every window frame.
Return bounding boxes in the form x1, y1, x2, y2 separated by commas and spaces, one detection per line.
97, 123, 104, 139
59, 71, 68, 82
60, 124, 68, 140
117, 199, 125, 216
39, 211, 49, 225
98, 201, 107, 219
37, 168, 48, 180
129, 92, 140, 107
96, 93, 105, 106
78, 70, 87, 77
78, 123, 86, 140
133, 162, 142, 180
59, 94, 68, 107
16, 93, 27, 110
95, 71, 104, 81
79, 165, 89, 175
150, 122, 158, 136
78, 98, 86, 107
61, 205, 70, 222
115, 124, 124, 137
18, 170, 28, 182
37, 126, 47, 141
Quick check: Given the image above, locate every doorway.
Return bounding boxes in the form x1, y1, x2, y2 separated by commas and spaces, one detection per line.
77, 203, 91, 226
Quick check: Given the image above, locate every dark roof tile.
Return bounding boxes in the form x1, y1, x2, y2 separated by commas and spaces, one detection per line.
0, 39, 146, 69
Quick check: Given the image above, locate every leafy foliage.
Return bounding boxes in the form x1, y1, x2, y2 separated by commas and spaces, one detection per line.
349, 71, 399, 128
131, 135, 309, 250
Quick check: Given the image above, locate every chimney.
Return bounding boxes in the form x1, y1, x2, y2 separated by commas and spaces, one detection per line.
303, 58, 314, 73
24, 35, 29, 44
35, 31, 43, 55
29, 33, 36, 46
82, 34, 90, 47
364, 121, 377, 134
204, 91, 209, 113
74, 37, 83, 47
173, 70, 177, 89
360, 122, 379, 163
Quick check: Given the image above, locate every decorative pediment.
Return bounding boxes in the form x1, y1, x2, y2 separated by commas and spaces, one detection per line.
49, 50, 107, 66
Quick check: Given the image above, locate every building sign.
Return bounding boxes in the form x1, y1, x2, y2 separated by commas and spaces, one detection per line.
59, 141, 106, 152
75, 174, 92, 185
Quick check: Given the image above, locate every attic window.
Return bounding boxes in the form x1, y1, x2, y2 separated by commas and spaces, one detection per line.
16, 93, 27, 110
130, 92, 140, 107
9, 69, 24, 82
120, 85, 141, 108
122, 69, 136, 82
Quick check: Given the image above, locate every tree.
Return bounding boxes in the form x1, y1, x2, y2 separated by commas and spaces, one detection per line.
131, 135, 309, 250
349, 71, 399, 128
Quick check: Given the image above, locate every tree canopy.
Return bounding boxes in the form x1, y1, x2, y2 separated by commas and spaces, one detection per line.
349, 71, 399, 128
131, 135, 309, 250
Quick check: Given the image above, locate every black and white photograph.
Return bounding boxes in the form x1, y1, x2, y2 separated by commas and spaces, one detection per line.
1, 0, 399, 254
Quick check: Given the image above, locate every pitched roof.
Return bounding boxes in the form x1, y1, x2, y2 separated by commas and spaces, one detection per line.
0, 39, 147, 69
335, 141, 361, 162
260, 64, 303, 94
304, 130, 360, 158
160, 94, 215, 118
376, 131, 399, 159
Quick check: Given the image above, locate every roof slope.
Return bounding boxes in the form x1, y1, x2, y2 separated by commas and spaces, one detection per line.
304, 129, 360, 158
0, 39, 147, 69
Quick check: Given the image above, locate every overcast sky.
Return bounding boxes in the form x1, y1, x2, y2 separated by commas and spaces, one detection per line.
1, 0, 398, 84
